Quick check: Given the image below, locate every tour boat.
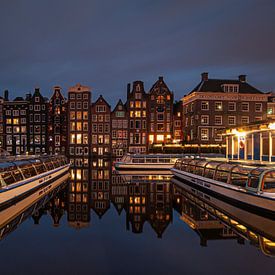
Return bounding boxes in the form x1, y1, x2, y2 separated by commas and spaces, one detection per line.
114, 154, 185, 170
171, 158, 275, 218
0, 155, 70, 210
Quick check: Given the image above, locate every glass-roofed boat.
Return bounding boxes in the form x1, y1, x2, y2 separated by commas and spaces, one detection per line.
0, 155, 70, 210
171, 158, 275, 217
114, 153, 186, 170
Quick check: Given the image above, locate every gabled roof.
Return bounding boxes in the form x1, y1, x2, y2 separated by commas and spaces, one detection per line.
149, 76, 171, 94
112, 99, 126, 112
190, 77, 263, 95
92, 94, 111, 109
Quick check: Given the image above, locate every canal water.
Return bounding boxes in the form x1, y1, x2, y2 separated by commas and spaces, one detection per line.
0, 160, 274, 275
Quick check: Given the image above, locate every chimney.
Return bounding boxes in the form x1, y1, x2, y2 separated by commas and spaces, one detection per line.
239, 75, 246, 83
201, 72, 208, 81
127, 83, 131, 98
4, 90, 9, 101
159, 76, 163, 81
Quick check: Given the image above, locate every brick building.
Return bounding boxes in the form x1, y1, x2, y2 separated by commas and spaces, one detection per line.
173, 101, 183, 143
126, 81, 148, 153
68, 84, 91, 166
48, 86, 67, 155
3, 94, 29, 155
148, 77, 174, 146
91, 95, 111, 157
29, 88, 48, 154
183, 73, 269, 147
111, 99, 129, 160
0, 96, 4, 151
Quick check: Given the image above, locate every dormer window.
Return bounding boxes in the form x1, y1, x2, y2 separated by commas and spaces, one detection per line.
222, 84, 239, 93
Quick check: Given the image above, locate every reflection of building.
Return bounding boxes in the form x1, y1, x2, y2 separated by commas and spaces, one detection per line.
48, 86, 67, 155
29, 88, 48, 154
173, 185, 237, 247
68, 84, 91, 166
48, 192, 66, 227
68, 167, 90, 229
126, 81, 148, 154
126, 180, 148, 233
148, 77, 174, 146
111, 99, 129, 160
148, 179, 172, 238
3, 94, 29, 155
183, 73, 268, 148
110, 172, 128, 214
91, 95, 111, 157
90, 159, 111, 218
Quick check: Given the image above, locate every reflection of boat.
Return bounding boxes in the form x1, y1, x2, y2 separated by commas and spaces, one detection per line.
115, 154, 184, 170
0, 178, 68, 240
172, 177, 275, 256
171, 159, 275, 217
0, 155, 70, 209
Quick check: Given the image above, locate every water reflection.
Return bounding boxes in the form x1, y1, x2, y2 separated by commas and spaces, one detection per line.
1, 158, 275, 258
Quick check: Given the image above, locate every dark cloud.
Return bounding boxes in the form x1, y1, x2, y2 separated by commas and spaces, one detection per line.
0, 0, 274, 105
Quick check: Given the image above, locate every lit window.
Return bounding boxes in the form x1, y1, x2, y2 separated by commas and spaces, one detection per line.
215, 102, 222, 111
201, 115, 209, 125
201, 101, 209, 110
201, 128, 209, 141
156, 135, 164, 142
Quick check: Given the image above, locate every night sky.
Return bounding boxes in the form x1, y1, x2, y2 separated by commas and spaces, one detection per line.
0, 0, 274, 106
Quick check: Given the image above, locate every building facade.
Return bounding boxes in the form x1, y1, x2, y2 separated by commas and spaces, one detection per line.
126, 81, 148, 153
48, 86, 67, 155
148, 77, 174, 146
3, 96, 29, 155
68, 84, 91, 166
29, 88, 48, 154
183, 73, 269, 147
91, 95, 111, 157
173, 101, 183, 143
111, 99, 129, 160
0, 96, 4, 151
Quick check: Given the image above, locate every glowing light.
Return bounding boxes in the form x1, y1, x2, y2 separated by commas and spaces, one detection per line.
232, 129, 246, 137
268, 123, 275, 130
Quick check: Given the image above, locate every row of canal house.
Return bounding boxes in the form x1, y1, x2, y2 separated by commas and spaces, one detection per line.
1, 73, 274, 160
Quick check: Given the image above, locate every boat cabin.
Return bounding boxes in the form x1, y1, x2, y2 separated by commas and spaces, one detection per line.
0, 156, 67, 190
174, 158, 275, 194
120, 154, 183, 164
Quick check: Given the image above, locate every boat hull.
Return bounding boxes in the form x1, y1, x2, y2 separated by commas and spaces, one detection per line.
0, 164, 70, 210
171, 168, 275, 219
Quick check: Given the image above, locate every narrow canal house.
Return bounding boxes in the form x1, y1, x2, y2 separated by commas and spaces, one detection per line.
126, 81, 148, 154
28, 88, 48, 154
48, 86, 67, 155
68, 84, 91, 166
111, 99, 129, 160
182, 73, 269, 151
3, 93, 29, 155
91, 95, 111, 157
148, 77, 174, 148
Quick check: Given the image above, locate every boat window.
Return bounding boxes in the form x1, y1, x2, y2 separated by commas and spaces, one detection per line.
230, 166, 252, 187
262, 171, 275, 193
20, 164, 37, 178
45, 160, 54, 170
204, 162, 220, 179
12, 169, 24, 182
194, 161, 208, 176
0, 171, 16, 186
35, 163, 47, 174
133, 158, 145, 163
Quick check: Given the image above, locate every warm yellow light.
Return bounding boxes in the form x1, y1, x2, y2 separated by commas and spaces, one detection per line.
149, 135, 154, 143
268, 123, 275, 130
157, 135, 164, 141
167, 134, 171, 139
232, 129, 246, 137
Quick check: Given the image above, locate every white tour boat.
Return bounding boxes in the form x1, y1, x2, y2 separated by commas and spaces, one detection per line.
171, 158, 275, 218
114, 154, 185, 170
0, 155, 70, 210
